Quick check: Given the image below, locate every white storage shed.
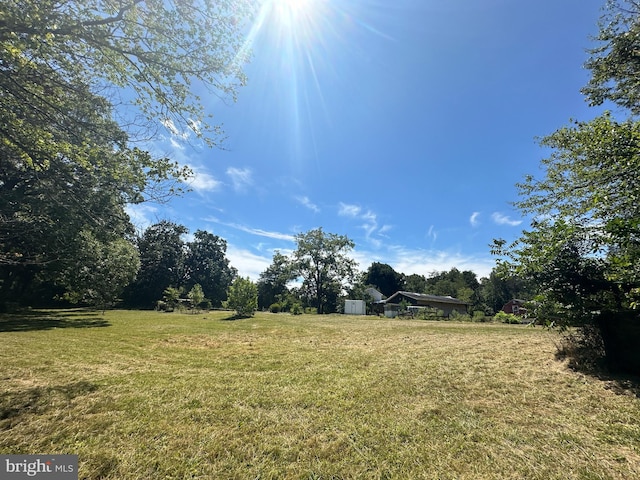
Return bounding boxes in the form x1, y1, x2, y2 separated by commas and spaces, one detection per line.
344, 299, 366, 315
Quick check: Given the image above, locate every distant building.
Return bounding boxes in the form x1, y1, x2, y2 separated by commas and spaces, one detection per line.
502, 299, 527, 316
364, 287, 385, 303
344, 299, 366, 315
383, 291, 469, 318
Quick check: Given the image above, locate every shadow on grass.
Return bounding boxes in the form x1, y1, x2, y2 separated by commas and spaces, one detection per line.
0, 380, 98, 426
0, 309, 110, 332
555, 327, 640, 398
221, 313, 253, 321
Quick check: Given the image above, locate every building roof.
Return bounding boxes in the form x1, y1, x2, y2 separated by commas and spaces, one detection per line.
364, 287, 385, 303
384, 291, 469, 306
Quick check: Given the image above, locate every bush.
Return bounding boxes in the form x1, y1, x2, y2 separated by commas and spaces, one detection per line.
227, 277, 258, 317
494, 311, 520, 324
290, 303, 303, 315
187, 284, 205, 312
156, 300, 172, 312
162, 286, 182, 310
449, 310, 471, 322
305, 307, 317, 314
269, 303, 281, 313
472, 310, 488, 322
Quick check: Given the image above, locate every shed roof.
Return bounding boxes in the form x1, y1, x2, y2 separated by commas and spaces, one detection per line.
385, 291, 469, 306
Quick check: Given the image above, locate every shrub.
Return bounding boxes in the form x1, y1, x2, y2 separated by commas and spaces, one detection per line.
305, 307, 317, 314
494, 311, 520, 324
161, 286, 182, 311
449, 310, 471, 322
156, 300, 171, 312
187, 284, 205, 312
269, 303, 281, 313
472, 310, 488, 322
290, 303, 303, 315
227, 277, 258, 317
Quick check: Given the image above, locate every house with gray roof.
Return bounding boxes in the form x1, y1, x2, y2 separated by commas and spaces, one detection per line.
383, 291, 469, 318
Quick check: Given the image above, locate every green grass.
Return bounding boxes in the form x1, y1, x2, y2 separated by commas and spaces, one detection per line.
1, 309, 640, 479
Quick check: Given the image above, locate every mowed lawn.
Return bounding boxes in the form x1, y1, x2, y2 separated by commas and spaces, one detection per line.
1, 310, 639, 479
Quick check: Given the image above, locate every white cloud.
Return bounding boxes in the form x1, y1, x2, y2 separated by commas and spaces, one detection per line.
491, 212, 522, 227
205, 217, 296, 241
169, 136, 185, 150
295, 196, 320, 212
125, 204, 158, 232
426, 225, 437, 242
360, 210, 378, 237
338, 202, 388, 247
188, 168, 222, 193
161, 117, 204, 143
226, 245, 273, 281
338, 202, 362, 217
227, 167, 254, 192
378, 225, 393, 235
235, 225, 295, 241
161, 118, 182, 138
226, 242, 497, 285
470, 212, 481, 227
353, 244, 496, 280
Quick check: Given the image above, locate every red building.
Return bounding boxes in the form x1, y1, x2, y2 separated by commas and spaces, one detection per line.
502, 299, 527, 316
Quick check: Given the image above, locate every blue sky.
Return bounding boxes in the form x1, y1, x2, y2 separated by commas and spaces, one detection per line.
127, 0, 607, 281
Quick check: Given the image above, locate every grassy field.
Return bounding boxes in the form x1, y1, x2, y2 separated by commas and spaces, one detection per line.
1, 309, 639, 479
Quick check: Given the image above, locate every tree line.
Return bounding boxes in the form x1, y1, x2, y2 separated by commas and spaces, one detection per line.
0, 218, 530, 316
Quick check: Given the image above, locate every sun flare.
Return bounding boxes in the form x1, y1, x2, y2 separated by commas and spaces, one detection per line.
267, 0, 321, 30
270, 0, 317, 16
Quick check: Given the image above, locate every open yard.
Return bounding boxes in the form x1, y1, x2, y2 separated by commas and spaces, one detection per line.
1, 310, 639, 479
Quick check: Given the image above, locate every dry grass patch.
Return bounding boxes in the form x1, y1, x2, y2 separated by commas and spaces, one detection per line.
1, 310, 639, 479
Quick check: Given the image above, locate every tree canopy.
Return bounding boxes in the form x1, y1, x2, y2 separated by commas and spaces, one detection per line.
257, 251, 295, 310
0, 0, 252, 308
0, 0, 252, 147
583, 0, 640, 114
185, 230, 237, 307
494, 0, 640, 372
124, 221, 188, 308
123, 222, 236, 309
364, 262, 404, 297
292, 228, 358, 314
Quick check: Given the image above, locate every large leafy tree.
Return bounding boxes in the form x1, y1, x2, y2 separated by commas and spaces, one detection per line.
0, 80, 145, 305
509, 114, 640, 312
59, 231, 140, 312
125, 224, 236, 308
0, 0, 251, 307
124, 221, 188, 308
404, 273, 427, 294
363, 262, 404, 297
495, 0, 640, 372
184, 230, 236, 307
292, 228, 358, 314
582, 0, 640, 114
257, 251, 295, 310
